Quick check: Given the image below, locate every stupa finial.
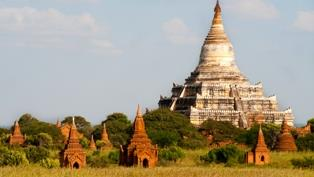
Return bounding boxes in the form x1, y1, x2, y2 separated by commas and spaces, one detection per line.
72, 116, 77, 129
214, 0, 221, 13
136, 104, 142, 117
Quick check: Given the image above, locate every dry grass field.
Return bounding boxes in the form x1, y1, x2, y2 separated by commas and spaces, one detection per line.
0, 150, 313, 177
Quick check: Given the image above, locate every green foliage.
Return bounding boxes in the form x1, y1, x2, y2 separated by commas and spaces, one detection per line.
296, 133, 314, 151
199, 119, 244, 142
24, 146, 49, 163
159, 146, 185, 163
0, 147, 29, 166
144, 108, 207, 149
87, 150, 119, 168
108, 150, 120, 164
291, 156, 314, 169
236, 123, 280, 149
37, 133, 53, 147
86, 151, 108, 168
18, 114, 63, 144
148, 131, 180, 147
307, 118, 314, 133
80, 137, 89, 149
39, 158, 60, 169
0, 127, 9, 136
62, 116, 93, 138
200, 145, 245, 166
98, 113, 132, 148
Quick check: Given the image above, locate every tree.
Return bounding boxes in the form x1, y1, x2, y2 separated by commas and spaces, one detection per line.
235, 123, 281, 149
308, 118, 314, 133
143, 108, 207, 149
99, 113, 132, 148
18, 114, 63, 144
62, 116, 93, 138
199, 119, 245, 142
296, 133, 314, 151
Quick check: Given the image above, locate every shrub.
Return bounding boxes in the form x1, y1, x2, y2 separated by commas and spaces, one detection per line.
39, 158, 60, 169
296, 133, 314, 151
108, 150, 119, 164
159, 146, 185, 163
0, 147, 29, 166
200, 145, 245, 166
291, 156, 314, 169
80, 137, 89, 149
24, 146, 49, 163
87, 151, 109, 168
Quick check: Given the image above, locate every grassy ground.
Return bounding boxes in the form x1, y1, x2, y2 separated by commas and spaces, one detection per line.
0, 150, 313, 177
0, 166, 313, 177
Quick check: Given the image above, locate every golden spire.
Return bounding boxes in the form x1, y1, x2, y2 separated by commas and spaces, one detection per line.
133, 105, 146, 134
204, 0, 229, 44
101, 122, 110, 141
89, 135, 96, 150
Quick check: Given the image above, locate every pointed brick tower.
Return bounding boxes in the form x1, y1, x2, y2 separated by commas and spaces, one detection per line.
119, 105, 158, 168
275, 119, 297, 152
246, 124, 270, 165
89, 135, 96, 151
100, 123, 113, 150
159, 0, 294, 128
9, 120, 25, 145
56, 119, 62, 129
60, 117, 86, 169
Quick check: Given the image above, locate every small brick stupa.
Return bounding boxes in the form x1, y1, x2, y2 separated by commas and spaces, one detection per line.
60, 117, 86, 169
246, 124, 270, 165
100, 123, 113, 150
56, 119, 62, 129
275, 119, 297, 152
9, 120, 25, 145
119, 105, 158, 168
89, 135, 96, 151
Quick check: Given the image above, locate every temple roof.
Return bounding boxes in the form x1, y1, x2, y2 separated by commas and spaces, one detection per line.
254, 124, 269, 152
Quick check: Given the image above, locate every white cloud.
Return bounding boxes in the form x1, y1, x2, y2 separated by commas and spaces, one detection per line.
294, 11, 314, 32
225, 0, 279, 20
0, 7, 120, 55
162, 18, 198, 45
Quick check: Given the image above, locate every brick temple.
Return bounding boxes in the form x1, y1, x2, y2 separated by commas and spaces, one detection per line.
9, 120, 25, 145
275, 119, 297, 152
246, 124, 270, 165
60, 117, 86, 169
119, 105, 158, 168
159, 1, 294, 128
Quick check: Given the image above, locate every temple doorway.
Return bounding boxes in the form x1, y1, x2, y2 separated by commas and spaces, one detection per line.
261, 155, 265, 162
73, 162, 80, 169
143, 159, 149, 168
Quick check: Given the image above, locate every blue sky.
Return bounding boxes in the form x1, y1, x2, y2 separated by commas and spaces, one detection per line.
0, 0, 313, 127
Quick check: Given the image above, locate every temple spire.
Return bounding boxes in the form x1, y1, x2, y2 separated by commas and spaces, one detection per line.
133, 105, 146, 134
136, 104, 142, 117
256, 124, 267, 149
